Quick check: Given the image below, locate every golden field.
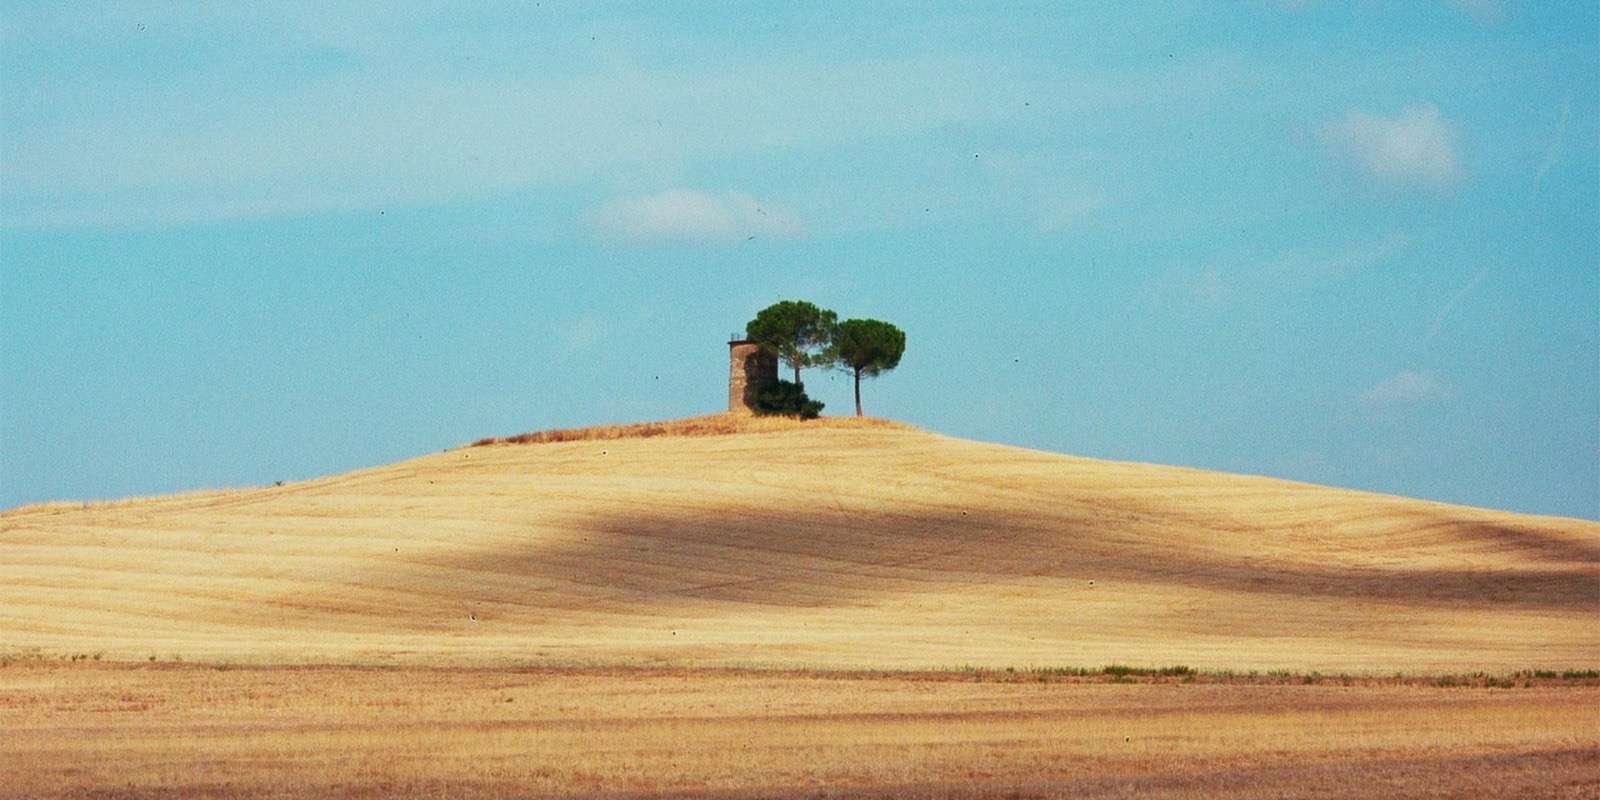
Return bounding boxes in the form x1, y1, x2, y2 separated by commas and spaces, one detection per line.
2, 663, 1596, 799
2, 414, 1596, 797
3, 414, 1594, 671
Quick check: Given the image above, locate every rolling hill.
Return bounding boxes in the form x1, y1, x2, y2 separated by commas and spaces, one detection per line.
2, 415, 1595, 672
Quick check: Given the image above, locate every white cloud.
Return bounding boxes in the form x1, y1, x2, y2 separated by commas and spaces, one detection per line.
1325, 105, 1462, 190
589, 190, 803, 244
1360, 369, 1452, 408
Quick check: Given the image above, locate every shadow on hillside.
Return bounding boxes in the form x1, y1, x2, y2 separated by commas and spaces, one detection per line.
416, 502, 1599, 613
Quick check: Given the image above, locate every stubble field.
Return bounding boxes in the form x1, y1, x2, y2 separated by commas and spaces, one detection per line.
3, 663, 1597, 799
3, 415, 1596, 797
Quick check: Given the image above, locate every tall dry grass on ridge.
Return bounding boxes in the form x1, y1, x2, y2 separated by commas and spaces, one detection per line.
4, 486, 256, 516
470, 412, 907, 447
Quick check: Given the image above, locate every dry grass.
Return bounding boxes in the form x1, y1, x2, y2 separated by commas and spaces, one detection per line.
3, 485, 255, 516
468, 411, 907, 446
4, 419, 1598, 797
1, 420, 1595, 672
2, 662, 1595, 799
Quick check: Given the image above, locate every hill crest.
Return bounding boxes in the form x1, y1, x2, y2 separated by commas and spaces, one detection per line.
2, 418, 1595, 672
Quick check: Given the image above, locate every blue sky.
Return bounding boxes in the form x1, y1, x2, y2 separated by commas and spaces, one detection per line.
2, 2, 1596, 519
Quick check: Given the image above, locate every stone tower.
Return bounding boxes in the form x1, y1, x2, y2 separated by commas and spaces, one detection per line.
728, 339, 777, 414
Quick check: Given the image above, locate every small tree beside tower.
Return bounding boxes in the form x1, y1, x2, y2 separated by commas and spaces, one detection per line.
830, 318, 906, 417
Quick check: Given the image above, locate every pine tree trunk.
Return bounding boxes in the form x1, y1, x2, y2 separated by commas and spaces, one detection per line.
854, 367, 863, 416
794, 363, 801, 385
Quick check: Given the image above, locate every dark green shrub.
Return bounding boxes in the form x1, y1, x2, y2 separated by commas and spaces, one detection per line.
753, 380, 824, 420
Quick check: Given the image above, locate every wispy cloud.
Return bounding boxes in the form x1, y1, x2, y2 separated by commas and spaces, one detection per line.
3, 2, 1254, 232
1258, 233, 1409, 285
589, 190, 802, 244
1, 57, 1003, 230
1444, 0, 1504, 23
1143, 234, 1408, 313
1533, 97, 1572, 189
1427, 265, 1491, 339
1034, 190, 1108, 233
1360, 369, 1452, 408
1324, 105, 1462, 190
1269, 0, 1504, 22
556, 314, 608, 352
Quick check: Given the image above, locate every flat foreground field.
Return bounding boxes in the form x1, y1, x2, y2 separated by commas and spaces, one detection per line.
3, 663, 1596, 799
